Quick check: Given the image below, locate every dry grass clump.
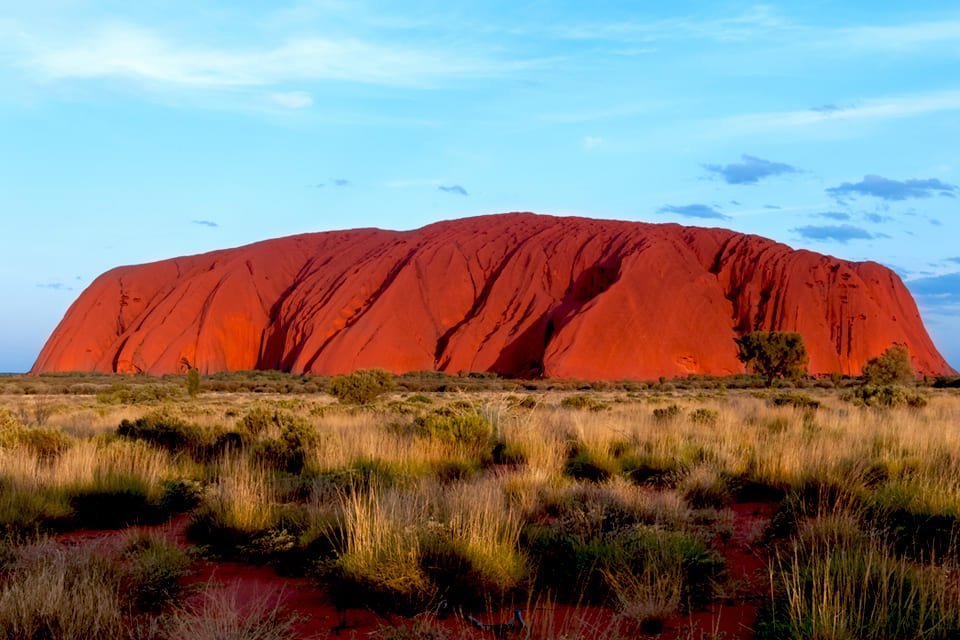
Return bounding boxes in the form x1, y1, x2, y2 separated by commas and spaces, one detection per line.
0, 534, 192, 640
157, 586, 299, 640
0, 542, 124, 639
0, 438, 182, 533
760, 520, 960, 639
327, 477, 528, 609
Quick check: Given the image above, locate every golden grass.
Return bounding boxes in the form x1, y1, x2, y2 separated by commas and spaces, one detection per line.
3, 386, 960, 636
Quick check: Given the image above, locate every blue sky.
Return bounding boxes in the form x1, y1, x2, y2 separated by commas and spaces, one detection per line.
1, 1, 959, 373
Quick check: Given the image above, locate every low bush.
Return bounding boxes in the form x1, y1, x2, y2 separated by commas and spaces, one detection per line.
250, 412, 316, 474
564, 448, 617, 482
123, 532, 192, 612
771, 393, 821, 409
652, 404, 681, 422
560, 394, 606, 411
117, 412, 206, 456
843, 385, 927, 408
67, 472, 161, 529
688, 408, 719, 425
411, 409, 493, 454
329, 369, 395, 404
677, 466, 731, 509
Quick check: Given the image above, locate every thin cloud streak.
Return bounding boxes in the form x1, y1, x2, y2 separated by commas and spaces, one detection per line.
14, 22, 522, 90
723, 90, 960, 133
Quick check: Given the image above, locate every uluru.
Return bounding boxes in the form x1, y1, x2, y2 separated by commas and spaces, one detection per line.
33, 213, 952, 379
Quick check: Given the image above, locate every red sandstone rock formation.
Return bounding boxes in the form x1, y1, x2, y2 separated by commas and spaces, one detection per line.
33, 213, 953, 379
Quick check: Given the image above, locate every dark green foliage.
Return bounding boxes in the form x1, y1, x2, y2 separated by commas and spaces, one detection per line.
491, 438, 527, 465
522, 522, 723, 606
620, 455, 679, 486
689, 408, 719, 425
0, 422, 71, 460
560, 394, 606, 411
236, 406, 277, 436
867, 483, 960, 560
96, 383, 182, 404
844, 385, 928, 408
329, 369, 395, 404
251, 411, 316, 474
431, 459, 481, 483
862, 345, 915, 386
186, 367, 201, 398
0, 484, 71, 537
117, 412, 205, 455
735, 331, 809, 386
68, 475, 160, 529
123, 533, 192, 612
347, 456, 404, 489
652, 404, 681, 422
563, 448, 616, 482
158, 478, 204, 513
771, 393, 821, 409
411, 409, 493, 452
419, 536, 521, 608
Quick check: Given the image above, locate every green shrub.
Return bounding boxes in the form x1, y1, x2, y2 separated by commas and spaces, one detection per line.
250, 410, 316, 474
523, 522, 722, 606
560, 394, 606, 411
620, 455, 679, 486
564, 448, 617, 482
411, 409, 493, 452
0, 484, 71, 537
678, 467, 731, 509
159, 479, 204, 513
96, 383, 182, 404
67, 473, 160, 529
116, 412, 206, 455
123, 532, 192, 612
185, 367, 201, 398
862, 344, 915, 386
491, 439, 527, 466
0, 416, 72, 460
329, 369, 395, 404
688, 408, 719, 425
758, 530, 960, 639
844, 385, 927, 408
652, 404, 682, 422
771, 393, 821, 410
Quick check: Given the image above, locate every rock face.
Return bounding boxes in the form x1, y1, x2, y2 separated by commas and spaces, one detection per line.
33, 213, 953, 379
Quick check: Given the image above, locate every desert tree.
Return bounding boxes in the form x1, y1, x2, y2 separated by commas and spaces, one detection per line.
735, 331, 809, 387
861, 344, 915, 386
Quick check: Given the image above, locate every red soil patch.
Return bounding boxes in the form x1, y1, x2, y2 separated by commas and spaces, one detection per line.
655, 502, 777, 640
53, 501, 778, 639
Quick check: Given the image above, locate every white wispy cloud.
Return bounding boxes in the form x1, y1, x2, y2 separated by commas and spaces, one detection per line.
835, 19, 960, 50
269, 91, 313, 109
549, 5, 789, 43
11, 22, 514, 90
722, 89, 960, 133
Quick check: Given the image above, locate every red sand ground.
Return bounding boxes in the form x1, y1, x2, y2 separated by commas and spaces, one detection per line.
54, 502, 777, 639
34, 213, 952, 379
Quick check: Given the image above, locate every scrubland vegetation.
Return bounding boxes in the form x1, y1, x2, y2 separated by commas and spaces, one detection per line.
0, 369, 959, 638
